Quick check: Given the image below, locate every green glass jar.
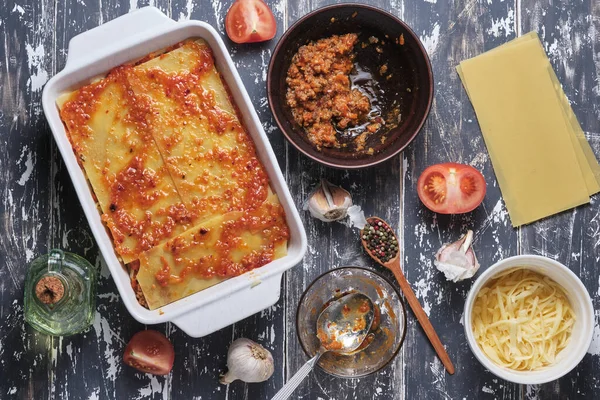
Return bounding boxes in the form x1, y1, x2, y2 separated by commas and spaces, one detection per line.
24, 249, 97, 336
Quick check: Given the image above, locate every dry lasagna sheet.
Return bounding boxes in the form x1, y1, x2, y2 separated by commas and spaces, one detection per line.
57, 39, 289, 309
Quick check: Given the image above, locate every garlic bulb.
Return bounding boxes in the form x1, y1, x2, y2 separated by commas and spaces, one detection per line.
434, 230, 479, 282
219, 338, 274, 384
305, 179, 353, 222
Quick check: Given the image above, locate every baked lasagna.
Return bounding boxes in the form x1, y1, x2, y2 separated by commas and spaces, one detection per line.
57, 39, 289, 310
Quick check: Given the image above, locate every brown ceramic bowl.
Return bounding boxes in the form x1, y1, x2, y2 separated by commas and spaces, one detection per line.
267, 4, 433, 168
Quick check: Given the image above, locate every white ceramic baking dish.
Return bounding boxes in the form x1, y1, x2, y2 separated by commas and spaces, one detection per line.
42, 7, 307, 337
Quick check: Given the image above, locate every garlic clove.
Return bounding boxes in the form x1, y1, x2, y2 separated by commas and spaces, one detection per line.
219, 338, 274, 384
434, 230, 480, 282
306, 179, 353, 222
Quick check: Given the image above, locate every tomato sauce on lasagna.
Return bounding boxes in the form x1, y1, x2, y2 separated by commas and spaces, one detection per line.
58, 39, 289, 309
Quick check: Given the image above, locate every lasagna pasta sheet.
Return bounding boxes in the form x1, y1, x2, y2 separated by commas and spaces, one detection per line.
128, 43, 269, 212
58, 39, 289, 308
57, 79, 190, 263
137, 191, 288, 310
457, 32, 600, 226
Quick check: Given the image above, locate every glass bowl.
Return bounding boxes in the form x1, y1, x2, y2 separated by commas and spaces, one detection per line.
296, 266, 407, 378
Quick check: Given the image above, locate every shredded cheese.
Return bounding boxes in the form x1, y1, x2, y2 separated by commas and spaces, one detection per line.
471, 268, 575, 371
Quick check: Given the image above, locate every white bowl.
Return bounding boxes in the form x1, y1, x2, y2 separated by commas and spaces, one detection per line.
463, 255, 594, 384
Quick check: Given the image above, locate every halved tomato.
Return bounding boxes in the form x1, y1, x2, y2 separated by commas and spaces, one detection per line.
123, 330, 175, 375
417, 163, 486, 214
225, 0, 277, 44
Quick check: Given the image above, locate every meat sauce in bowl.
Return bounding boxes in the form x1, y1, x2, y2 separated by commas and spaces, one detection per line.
285, 32, 404, 154
268, 4, 433, 168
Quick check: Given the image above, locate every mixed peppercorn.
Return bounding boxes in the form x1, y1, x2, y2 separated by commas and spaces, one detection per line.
361, 218, 398, 263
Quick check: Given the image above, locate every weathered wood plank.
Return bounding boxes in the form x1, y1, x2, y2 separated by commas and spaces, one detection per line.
0, 1, 55, 399
280, 1, 410, 400
1, 0, 599, 399
519, 0, 600, 399
400, 0, 521, 399
50, 1, 175, 399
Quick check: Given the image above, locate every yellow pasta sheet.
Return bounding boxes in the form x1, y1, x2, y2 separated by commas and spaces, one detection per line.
457, 32, 600, 226
137, 191, 288, 310
128, 40, 270, 219
57, 80, 190, 263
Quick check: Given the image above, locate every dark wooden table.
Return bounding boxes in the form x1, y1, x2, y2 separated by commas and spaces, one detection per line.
2, 0, 599, 399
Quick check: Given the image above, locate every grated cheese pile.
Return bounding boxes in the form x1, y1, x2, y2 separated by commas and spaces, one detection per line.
471, 268, 575, 371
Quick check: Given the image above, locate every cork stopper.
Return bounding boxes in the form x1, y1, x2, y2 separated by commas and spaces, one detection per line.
35, 276, 65, 305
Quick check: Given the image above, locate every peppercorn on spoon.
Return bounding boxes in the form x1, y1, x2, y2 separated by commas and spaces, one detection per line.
360, 217, 455, 375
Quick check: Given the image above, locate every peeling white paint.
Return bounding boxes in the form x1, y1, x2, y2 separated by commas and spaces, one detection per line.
421, 23, 440, 56
482, 386, 494, 394
414, 276, 432, 316
25, 43, 48, 93
476, 198, 509, 243
17, 148, 34, 186
92, 311, 122, 383
178, 0, 194, 21
135, 374, 167, 400
428, 357, 447, 393
470, 152, 489, 170
12, 4, 25, 15
487, 10, 515, 38
210, 0, 224, 32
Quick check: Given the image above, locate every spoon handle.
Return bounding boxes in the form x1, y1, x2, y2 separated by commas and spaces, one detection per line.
271, 348, 325, 400
389, 261, 455, 375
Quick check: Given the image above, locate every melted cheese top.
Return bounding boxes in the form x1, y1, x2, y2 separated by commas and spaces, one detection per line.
58, 39, 289, 308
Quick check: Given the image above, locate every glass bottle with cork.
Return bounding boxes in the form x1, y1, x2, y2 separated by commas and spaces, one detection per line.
24, 249, 97, 336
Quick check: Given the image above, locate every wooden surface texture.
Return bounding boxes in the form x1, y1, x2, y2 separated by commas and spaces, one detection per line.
1, 0, 599, 399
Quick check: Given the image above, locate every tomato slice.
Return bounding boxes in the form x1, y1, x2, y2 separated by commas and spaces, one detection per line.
225, 0, 277, 44
123, 330, 175, 375
417, 163, 486, 214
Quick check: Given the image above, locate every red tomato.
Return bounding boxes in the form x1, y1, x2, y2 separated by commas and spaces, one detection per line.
417, 163, 486, 214
225, 0, 277, 44
123, 330, 174, 375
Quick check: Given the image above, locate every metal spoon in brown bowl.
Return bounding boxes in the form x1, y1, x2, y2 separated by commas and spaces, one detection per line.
271, 292, 374, 400
361, 217, 455, 375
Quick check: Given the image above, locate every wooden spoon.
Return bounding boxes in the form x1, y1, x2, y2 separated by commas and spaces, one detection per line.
360, 216, 455, 375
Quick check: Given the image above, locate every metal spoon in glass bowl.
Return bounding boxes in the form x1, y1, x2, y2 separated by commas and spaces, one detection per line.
271, 292, 374, 400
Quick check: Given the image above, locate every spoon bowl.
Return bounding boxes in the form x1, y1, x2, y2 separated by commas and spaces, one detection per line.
316, 292, 375, 353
